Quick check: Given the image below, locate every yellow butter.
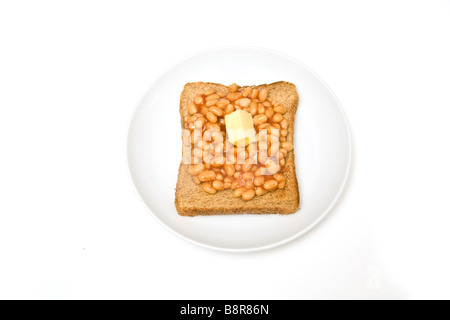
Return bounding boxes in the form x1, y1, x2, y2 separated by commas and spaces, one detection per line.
225, 110, 256, 147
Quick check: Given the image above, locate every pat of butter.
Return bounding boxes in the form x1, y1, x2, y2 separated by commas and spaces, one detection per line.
225, 110, 256, 147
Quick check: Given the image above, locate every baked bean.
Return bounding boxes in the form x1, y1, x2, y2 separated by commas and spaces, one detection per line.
265, 159, 279, 175
198, 170, 216, 182
216, 100, 230, 108
274, 105, 286, 114
194, 95, 204, 105
202, 182, 217, 194
216, 173, 224, 181
280, 119, 289, 129
231, 179, 245, 190
272, 113, 283, 123
206, 94, 220, 101
206, 112, 217, 123
204, 122, 213, 130
227, 153, 237, 164
212, 180, 225, 191
188, 122, 195, 130
200, 106, 208, 115
242, 172, 254, 180
238, 150, 249, 160
258, 152, 268, 165
227, 92, 242, 101
205, 164, 211, 169
203, 155, 213, 165
204, 89, 215, 96
211, 130, 223, 143
192, 129, 202, 144
191, 156, 200, 164
195, 119, 205, 129
258, 140, 268, 150
203, 144, 214, 156
269, 127, 280, 136
224, 164, 235, 176
256, 130, 267, 141
249, 102, 258, 115
234, 187, 247, 198
280, 148, 288, 158
278, 181, 286, 189
215, 143, 224, 154
236, 98, 251, 107
256, 187, 267, 196
242, 87, 252, 97
234, 172, 242, 179
199, 140, 211, 150
280, 158, 286, 166
188, 115, 198, 123
254, 176, 265, 187
272, 123, 281, 129
248, 142, 257, 154
224, 182, 231, 189
250, 89, 259, 99
263, 179, 278, 191
193, 176, 201, 185
242, 189, 256, 201
258, 89, 268, 101
280, 136, 286, 142
223, 177, 233, 183
187, 115, 201, 124
265, 107, 275, 119
211, 156, 226, 167
186, 116, 197, 126
253, 114, 268, 125
263, 101, 272, 107
281, 141, 293, 152
224, 103, 235, 114
225, 140, 233, 152
188, 102, 198, 114
193, 148, 202, 159
269, 143, 280, 157
229, 83, 238, 93
274, 173, 286, 182
206, 99, 218, 107
255, 167, 263, 176
217, 91, 227, 98
242, 160, 253, 172
257, 103, 265, 114
281, 129, 288, 137
209, 106, 224, 117
258, 123, 270, 130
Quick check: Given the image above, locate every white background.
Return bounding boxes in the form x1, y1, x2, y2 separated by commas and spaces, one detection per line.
1, 0, 449, 300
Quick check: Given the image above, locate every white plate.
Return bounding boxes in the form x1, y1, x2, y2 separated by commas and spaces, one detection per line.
127, 47, 351, 252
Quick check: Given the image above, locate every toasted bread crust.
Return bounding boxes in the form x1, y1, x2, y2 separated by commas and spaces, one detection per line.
175, 82, 300, 216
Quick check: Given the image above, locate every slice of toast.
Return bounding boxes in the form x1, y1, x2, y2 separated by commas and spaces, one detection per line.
175, 81, 300, 216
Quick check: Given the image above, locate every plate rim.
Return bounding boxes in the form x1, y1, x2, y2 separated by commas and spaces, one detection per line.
126, 46, 352, 253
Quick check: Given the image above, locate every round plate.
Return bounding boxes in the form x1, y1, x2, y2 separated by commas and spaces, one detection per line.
127, 47, 351, 252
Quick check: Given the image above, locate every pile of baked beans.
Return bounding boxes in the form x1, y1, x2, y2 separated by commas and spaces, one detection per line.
183, 83, 293, 201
